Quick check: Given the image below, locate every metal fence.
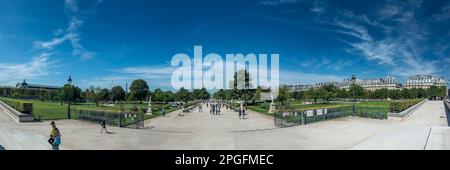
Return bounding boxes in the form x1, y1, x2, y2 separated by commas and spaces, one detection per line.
76, 109, 145, 128
274, 106, 388, 128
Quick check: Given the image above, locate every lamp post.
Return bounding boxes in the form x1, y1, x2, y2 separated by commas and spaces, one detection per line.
67, 76, 72, 119
351, 75, 356, 116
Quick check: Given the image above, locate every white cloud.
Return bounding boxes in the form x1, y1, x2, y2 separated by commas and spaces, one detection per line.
33, 0, 100, 61
348, 40, 396, 65
378, 4, 400, 20
310, 1, 326, 14
432, 4, 450, 22
0, 53, 59, 85
307, 0, 441, 78
332, 20, 373, 41
300, 57, 354, 71
34, 34, 70, 50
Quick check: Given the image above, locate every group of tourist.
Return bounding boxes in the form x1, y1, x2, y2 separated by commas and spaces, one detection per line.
239, 104, 248, 119
207, 102, 223, 115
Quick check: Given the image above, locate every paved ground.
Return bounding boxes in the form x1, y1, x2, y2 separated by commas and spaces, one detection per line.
352, 101, 449, 150
0, 101, 448, 150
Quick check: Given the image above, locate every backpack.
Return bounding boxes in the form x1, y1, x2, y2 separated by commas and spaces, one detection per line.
53, 136, 61, 146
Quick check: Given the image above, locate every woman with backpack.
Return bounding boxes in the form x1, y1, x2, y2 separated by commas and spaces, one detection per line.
49, 121, 61, 150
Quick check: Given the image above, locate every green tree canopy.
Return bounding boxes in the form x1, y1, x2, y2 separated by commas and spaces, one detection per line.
129, 79, 149, 103
111, 86, 126, 102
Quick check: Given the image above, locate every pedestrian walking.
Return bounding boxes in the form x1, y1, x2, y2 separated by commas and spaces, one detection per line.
49, 121, 61, 150
100, 120, 108, 133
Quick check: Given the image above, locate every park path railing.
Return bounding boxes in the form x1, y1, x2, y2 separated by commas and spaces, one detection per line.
274, 106, 388, 128
76, 109, 145, 128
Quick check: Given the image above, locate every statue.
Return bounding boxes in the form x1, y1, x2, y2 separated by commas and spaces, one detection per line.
146, 95, 152, 115
270, 92, 274, 103
268, 92, 277, 114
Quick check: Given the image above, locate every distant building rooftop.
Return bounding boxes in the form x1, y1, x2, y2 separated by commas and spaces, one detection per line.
16, 80, 61, 91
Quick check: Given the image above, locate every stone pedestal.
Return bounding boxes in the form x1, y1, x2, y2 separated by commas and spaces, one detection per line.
146, 104, 152, 115
268, 102, 276, 114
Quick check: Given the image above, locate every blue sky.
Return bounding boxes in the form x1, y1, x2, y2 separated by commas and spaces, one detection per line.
0, 0, 449, 90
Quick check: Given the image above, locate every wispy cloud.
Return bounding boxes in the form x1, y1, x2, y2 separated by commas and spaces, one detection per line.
0, 53, 59, 84
311, 0, 441, 78
34, 0, 102, 61
431, 4, 450, 23
310, 1, 326, 14
300, 57, 354, 71
331, 20, 373, 41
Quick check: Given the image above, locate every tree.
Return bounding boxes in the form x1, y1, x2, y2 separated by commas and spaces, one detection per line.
229, 69, 253, 102
336, 89, 348, 99
253, 87, 263, 102
111, 86, 126, 102
213, 89, 226, 100
192, 88, 210, 100
164, 91, 175, 103
99, 88, 110, 102
276, 86, 291, 105
364, 90, 373, 99
130, 79, 149, 104
292, 91, 305, 101
175, 87, 192, 103
389, 89, 402, 100
408, 88, 419, 99
60, 84, 74, 104
306, 88, 323, 104
401, 88, 410, 99
418, 88, 427, 98
73, 87, 82, 103
321, 84, 338, 101
153, 88, 165, 102
349, 84, 364, 99
200, 88, 211, 100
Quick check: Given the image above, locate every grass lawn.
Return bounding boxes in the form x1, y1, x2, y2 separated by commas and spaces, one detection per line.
0, 98, 178, 120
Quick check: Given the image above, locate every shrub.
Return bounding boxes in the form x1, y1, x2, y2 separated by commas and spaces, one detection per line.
18, 102, 33, 114
1, 98, 33, 114
119, 104, 125, 112
389, 99, 422, 113
140, 107, 147, 114
130, 104, 138, 112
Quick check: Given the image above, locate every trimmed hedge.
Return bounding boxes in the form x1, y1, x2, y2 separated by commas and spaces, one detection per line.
389, 99, 423, 113
1, 98, 33, 114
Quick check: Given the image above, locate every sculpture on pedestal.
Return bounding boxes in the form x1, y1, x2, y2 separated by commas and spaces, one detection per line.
268, 92, 276, 114
146, 95, 152, 115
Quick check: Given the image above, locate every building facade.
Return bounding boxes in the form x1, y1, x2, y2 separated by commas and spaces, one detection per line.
285, 75, 446, 92
339, 76, 401, 91
404, 75, 446, 89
